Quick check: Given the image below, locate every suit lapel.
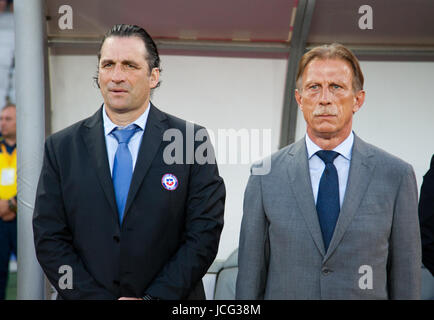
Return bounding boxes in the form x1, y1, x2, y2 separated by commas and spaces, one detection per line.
287, 139, 326, 256
122, 104, 167, 222
81, 107, 119, 224
324, 134, 376, 261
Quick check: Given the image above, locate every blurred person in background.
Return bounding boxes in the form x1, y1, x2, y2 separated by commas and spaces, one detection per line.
0, 103, 17, 300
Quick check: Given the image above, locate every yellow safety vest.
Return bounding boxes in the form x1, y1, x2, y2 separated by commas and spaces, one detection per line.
0, 142, 17, 200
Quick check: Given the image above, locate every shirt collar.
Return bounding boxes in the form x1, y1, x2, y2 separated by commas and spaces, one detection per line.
0, 139, 16, 153
305, 131, 354, 161
103, 103, 150, 136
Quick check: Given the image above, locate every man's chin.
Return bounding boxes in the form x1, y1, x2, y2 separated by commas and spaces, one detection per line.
105, 103, 131, 113
311, 127, 339, 140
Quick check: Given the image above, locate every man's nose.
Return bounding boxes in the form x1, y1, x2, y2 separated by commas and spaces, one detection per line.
111, 64, 126, 82
319, 87, 331, 105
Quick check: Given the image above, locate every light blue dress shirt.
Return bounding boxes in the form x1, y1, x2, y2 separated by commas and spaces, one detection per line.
305, 131, 354, 208
103, 103, 150, 176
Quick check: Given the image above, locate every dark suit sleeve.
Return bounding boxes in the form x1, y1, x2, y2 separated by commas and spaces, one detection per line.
419, 155, 434, 276
33, 136, 116, 299
145, 129, 225, 299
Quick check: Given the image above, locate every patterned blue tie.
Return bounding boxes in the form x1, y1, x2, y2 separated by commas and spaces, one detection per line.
315, 150, 340, 252
111, 125, 139, 224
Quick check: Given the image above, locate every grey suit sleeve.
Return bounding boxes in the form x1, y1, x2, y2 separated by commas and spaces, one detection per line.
387, 165, 422, 299
236, 167, 269, 299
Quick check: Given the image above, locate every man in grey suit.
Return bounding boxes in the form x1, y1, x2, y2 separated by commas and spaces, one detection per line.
236, 43, 421, 299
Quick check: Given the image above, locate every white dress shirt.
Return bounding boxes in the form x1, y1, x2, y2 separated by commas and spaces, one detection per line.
103, 103, 150, 176
305, 131, 354, 208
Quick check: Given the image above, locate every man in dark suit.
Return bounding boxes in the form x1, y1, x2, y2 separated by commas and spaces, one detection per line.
33, 24, 225, 300
0, 104, 18, 300
420, 155, 434, 276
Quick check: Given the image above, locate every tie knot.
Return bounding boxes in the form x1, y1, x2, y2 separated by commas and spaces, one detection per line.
111, 125, 139, 144
316, 150, 340, 164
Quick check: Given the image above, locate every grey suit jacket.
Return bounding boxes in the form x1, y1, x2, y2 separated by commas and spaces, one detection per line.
236, 134, 421, 299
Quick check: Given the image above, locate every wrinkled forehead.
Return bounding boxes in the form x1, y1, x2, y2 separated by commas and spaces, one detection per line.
1, 106, 16, 117
302, 58, 354, 84
100, 36, 148, 63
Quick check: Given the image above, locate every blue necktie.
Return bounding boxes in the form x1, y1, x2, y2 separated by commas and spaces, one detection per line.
315, 150, 340, 252
111, 126, 139, 224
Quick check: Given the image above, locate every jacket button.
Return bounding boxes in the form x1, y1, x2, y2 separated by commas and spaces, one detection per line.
113, 235, 120, 243
113, 280, 120, 286
322, 267, 332, 275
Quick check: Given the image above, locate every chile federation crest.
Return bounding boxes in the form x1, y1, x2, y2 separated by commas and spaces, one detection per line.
161, 173, 178, 191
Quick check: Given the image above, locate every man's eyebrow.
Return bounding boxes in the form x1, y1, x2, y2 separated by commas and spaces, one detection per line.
100, 59, 114, 65
121, 60, 140, 66
99, 59, 141, 66
329, 80, 347, 87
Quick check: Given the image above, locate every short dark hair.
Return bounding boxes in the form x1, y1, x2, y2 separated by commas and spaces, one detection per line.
296, 43, 364, 92
94, 24, 162, 89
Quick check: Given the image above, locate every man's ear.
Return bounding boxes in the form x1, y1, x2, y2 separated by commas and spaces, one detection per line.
149, 68, 160, 89
353, 90, 365, 113
295, 89, 303, 111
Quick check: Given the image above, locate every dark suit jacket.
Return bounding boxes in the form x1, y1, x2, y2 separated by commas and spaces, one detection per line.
420, 154, 434, 276
33, 104, 226, 299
